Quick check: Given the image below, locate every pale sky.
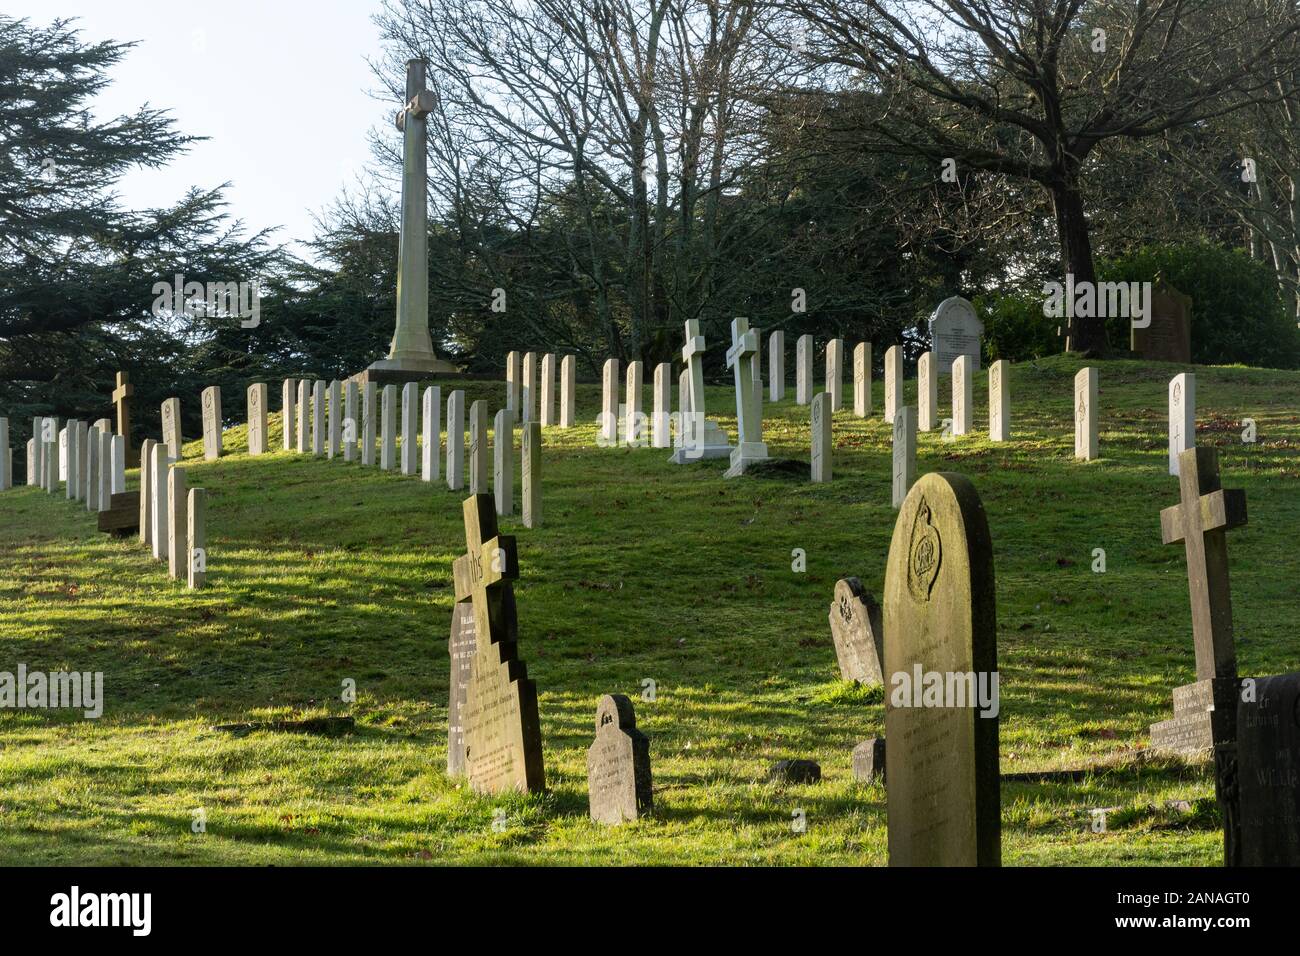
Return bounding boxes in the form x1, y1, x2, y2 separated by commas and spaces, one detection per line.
10, 0, 393, 259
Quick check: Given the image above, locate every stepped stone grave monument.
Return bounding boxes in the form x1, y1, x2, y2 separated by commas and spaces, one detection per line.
587, 694, 653, 825
829, 577, 883, 685
885, 472, 1000, 866
452, 494, 544, 794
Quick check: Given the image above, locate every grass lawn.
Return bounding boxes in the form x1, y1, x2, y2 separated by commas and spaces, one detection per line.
1, 353, 1296, 865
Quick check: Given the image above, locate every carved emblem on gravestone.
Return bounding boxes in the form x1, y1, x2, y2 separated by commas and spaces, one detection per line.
907, 502, 942, 602
828, 577, 884, 685
586, 694, 653, 825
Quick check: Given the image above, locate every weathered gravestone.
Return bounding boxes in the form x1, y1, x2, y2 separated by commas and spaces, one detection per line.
624, 360, 644, 445
522, 351, 537, 424
1074, 367, 1098, 460
892, 406, 916, 509
452, 494, 544, 794
795, 334, 813, 405
188, 488, 206, 590
446, 390, 465, 490
853, 738, 886, 784
468, 399, 488, 494
810, 392, 832, 483
669, 319, 731, 463
401, 382, 419, 475
1132, 278, 1192, 363
201, 386, 222, 461
989, 360, 1009, 442
344, 380, 359, 463
381, 384, 397, 471
247, 383, 268, 455
168, 467, 187, 580
587, 694, 653, 825
296, 380, 310, 454
951, 355, 972, 436
1237, 673, 1300, 866
361, 382, 376, 466
884, 472, 1000, 866
917, 352, 937, 432
312, 380, 326, 456
328, 380, 342, 459
828, 577, 883, 685
138, 438, 155, 544
929, 296, 983, 372
884, 345, 902, 425
446, 600, 479, 777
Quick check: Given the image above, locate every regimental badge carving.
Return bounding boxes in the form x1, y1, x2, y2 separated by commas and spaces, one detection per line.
907, 499, 942, 602
838, 592, 853, 624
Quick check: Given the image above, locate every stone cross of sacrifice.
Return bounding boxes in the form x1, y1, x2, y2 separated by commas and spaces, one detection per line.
112, 371, 136, 465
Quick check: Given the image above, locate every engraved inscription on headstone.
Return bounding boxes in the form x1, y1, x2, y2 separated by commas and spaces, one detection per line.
587, 694, 653, 825
828, 577, 883, 685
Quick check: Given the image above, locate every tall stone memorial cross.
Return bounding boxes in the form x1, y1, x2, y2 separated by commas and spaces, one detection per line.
885, 472, 1000, 866
451, 494, 545, 794
1160, 447, 1245, 684
112, 372, 137, 466
365, 59, 455, 379
669, 319, 731, 463
723, 317, 768, 478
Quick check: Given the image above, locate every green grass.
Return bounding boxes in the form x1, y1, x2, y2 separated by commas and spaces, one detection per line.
1, 353, 1297, 865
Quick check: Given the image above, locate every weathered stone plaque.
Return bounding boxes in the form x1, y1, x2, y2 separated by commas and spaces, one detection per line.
1238, 673, 1300, 866
884, 472, 1000, 866
828, 577, 883, 685
1132, 279, 1191, 363
587, 694, 653, 825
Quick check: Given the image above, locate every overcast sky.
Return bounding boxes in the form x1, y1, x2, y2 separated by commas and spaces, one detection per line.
11, 0, 392, 259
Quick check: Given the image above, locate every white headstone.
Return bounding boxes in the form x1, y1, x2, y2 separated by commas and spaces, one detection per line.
624, 361, 644, 446
826, 339, 844, 412
749, 326, 763, 411
522, 421, 541, 529
506, 351, 522, 413
202, 386, 223, 461
97, 429, 111, 510
652, 363, 671, 448
951, 355, 972, 436
494, 409, 514, 516
446, 390, 465, 490
401, 382, 419, 475
26, 438, 35, 486
188, 488, 206, 590
796, 334, 813, 405
85, 425, 99, 511
327, 380, 342, 459
853, 342, 872, 417
560, 355, 576, 428
58, 426, 68, 482
1169, 372, 1195, 476
0, 418, 9, 491
76, 421, 89, 501
917, 352, 937, 432
769, 331, 785, 402
540, 353, 556, 426
884, 345, 902, 424
151, 443, 168, 560
522, 351, 537, 423
311, 380, 325, 456
281, 380, 295, 451
811, 392, 832, 483
296, 380, 310, 454
168, 467, 187, 579
344, 381, 359, 462
1075, 367, 1098, 461
928, 296, 984, 371
361, 382, 376, 466
138, 438, 155, 543
421, 385, 441, 481
64, 421, 78, 499
111, 434, 125, 494
380, 384, 397, 470
601, 359, 619, 445
248, 383, 268, 456
989, 360, 1009, 442
892, 405, 916, 508
723, 317, 769, 478
162, 397, 182, 460
469, 399, 488, 494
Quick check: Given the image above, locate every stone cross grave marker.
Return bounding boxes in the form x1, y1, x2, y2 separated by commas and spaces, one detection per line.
796, 334, 813, 405
587, 694, 653, 825
884, 472, 1000, 866
670, 319, 731, 463
723, 317, 768, 478
1169, 372, 1195, 476
828, 577, 883, 685
112, 371, 136, 466
1150, 447, 1246, 754
248, 383, 267, 455
452, 494, 544, 794
811, 392, 832, 483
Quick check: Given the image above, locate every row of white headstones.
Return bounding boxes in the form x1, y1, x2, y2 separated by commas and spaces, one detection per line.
8, 414, 206, 590
587, 320, 1200, 494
